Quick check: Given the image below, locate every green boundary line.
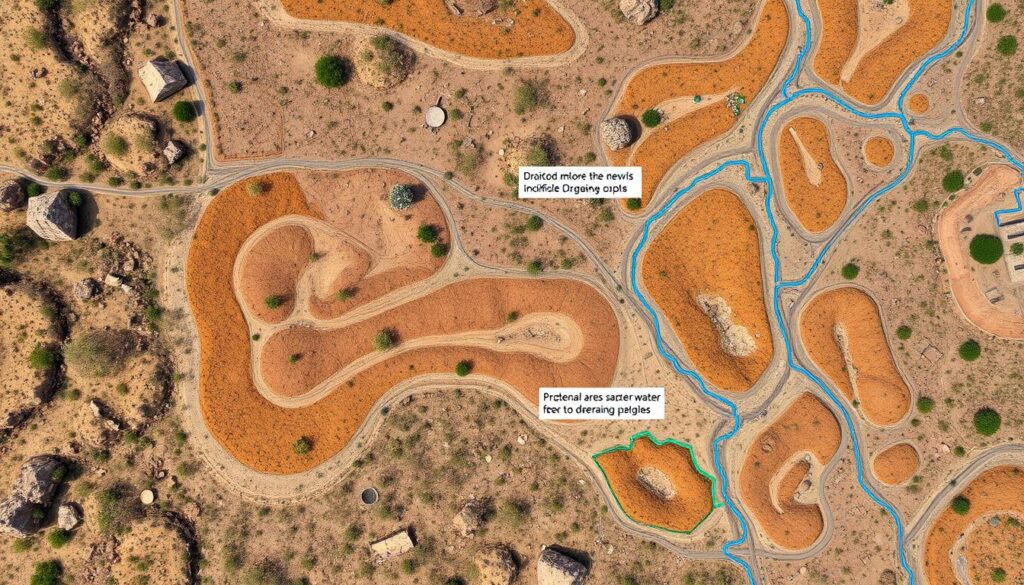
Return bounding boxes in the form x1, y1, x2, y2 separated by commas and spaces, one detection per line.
592, 431, 722, 535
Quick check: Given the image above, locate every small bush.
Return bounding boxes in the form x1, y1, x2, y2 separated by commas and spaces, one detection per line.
958, 339, 981, 361
942, 170, 964, 192
389, 184, 414, 210
264, 295, 285, 309
641, 109, 662, 128
916, 397, 934, 413
315, 55, 349, 88
417, 224, 438, 243
227, 81, 242, 93
25, 27, 47, 50
974, 407, 1001, 435
65, 330, 131, 377
997, 35, 1018, 55
525, 215, 543, 231
987, 3, 1007, 22
26, 183, 45, 197
46, 529, 72, 549
373, 329, 395, 351
992, 568, 1007, 583
896, 325, 912, 340
1011, 242, 1024, 255
526, 260, 542, 275
293, 437, 313, 455
430, 243, 448, 258
969, 234, 1003, 264
29, 345, 56, 370
625, 198, 642, 210
950, 495, 971, 515
525, 144, 552, 167
30, 560, 62, 585
102, 134, 128, 157
455, 360, 472, 377
34, 0, 59, 11
172, 101, 197, 123
841, 262, 860, 280
512, 80, 541, 115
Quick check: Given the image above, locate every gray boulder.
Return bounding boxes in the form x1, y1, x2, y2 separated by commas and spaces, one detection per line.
163, 140, 186, 165
0, 456, 66, 537
619, 0, 657, 25
537, 548, 588, 585
0, 180, 26, 212
26, 191, 78, 242
57, 503, 82, 531
600, 117, 634, 151
73, 278, 101, 300
452, 498, 487, 537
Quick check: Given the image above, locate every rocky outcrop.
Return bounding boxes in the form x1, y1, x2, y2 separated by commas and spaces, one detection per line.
26, 191, 78, 242
537, 548, 589, 585
73, 278, 101, 301
0, 456, 67, 537
0, 180, 26, 212
475, 544, 518, 585
696, 294, 756, 357
636, 466, 676, 500
163, 140, 186, 165
452, 499, 487, 537
600, 117, 634, 151
619, 0, 658, 25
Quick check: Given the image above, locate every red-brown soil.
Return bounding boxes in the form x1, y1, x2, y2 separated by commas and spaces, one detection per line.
278, 0, 575, 60
872, 442, 919, 486
605, 0, 789, 208
799, 287, 911, 426
740, 393, 842, 550
594, 436, 714, 533
239, 224, 313, 325
641, 189, 774, 393
187, 172, 620, 473
777, 117, 849, 233
924, 466, 1024, 585
965, 512, 1024, 585
864, 136, 896, 167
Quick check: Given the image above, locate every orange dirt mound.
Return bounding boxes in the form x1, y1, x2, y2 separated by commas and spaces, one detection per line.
908, 93, 930, 115
740, 393, 841, 550
605, 0, 789, 208
594, 436, 714, 533
777, 116, 849, 233
872, 442, 919, 486
641, 189, 774, 393
799, 287, 911, 426
187, 172, 620, 473
239, 224, 313, 325
278, 0, 575, 60
815, 0, 952, 104
924, 466, 1024, 585
864, 136, 896, 167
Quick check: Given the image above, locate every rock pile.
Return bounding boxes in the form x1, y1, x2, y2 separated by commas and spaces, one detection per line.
600, 117, 634, 151
0, 180, 26, 212
57, 503, 82, 531
0, 456, 67, 537
696, 294, 756, 357
619, 0, 658, 25
452, 498, 487, 537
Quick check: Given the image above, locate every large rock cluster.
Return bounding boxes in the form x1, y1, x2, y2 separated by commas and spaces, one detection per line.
619, 0, 658, 25
600, 117, 634, 151
26, 191, 78, 242
0, 180, 26, 212
0, 456, 67, 537
452, 498, 487, 537
537, 547, 589, 585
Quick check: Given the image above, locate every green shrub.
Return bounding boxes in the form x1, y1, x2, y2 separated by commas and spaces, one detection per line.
942, 170, 965, 192
26, 183, 44, 197
430, 243, 448, 258
30, 560, 62, 585
0, 226, 46, 266
526, 260, 542, 275
997, 35, 1018, 55
389, 184, 414, 210
916, 396, 934, 413
896, 325, 912, 340
958, 339, 981, 361
992, 568, 1007, 583
626, 198, 642, 210
102, 134, 128, 157
974, 408, 1001, 435
525, 215, 543, 231
641, 109, 662, 128
841, 262, 860, 280
512, 80, 541, 115
969, 234, 1003, 264
28, 345, 56, 370
46, 529, 72, 549
659, 0, 674, 9
951, 495, 970, 515
171, 101, 197, 122
525, 144, 552, 167
373, 329, 395, 351
25, 27, 47, 50
264, 295, 285, 309
65, 330, 131, 377
455, 361, 472, 377
227, 81, 242, 93
1012, 242, 1024, 255
314, 55, 349, 88
293, 437, 313, 455
96, 485, 140, 535
417, 224, 438, 243
66, 191, 83, 207
987, 3, 1007, 22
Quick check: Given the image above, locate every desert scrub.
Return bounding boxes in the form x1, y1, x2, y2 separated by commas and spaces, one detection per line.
417, 224, 438, 243
102, 134, 129, 157
65, 330, 132, 377
512, 80, 543, 115
314, 55, 349, 88
293, 436, 313, 455
951, 495, 971, 515
987, 3, 1006, 22
171, 101, 197, 122
525, 215, 543, 231
455, 360, 472, 377
374, 329, 395, 351
958, 339, 981, 361
841, 262, 860, 280
997, 35, 1018, 55
263, 295, 285, 309
28, 345, 56, 370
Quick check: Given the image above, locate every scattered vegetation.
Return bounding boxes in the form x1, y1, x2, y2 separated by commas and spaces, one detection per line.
30, 560, 62, 585
264, 295, 285, 310
65, 330, 132, 377
512, 80, 543, 115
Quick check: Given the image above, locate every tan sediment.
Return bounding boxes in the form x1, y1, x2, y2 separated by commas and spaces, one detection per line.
277, 0, 575, 60
799, 287, 911, 426
605, 0, 790, 208
740, 393, 841, 551
965, 510, 1024, 585
924, 466, 1024, 585
777, 117, 849, 233
937, 165, 1024, 338
908, 93, 930, 114
872, 442, 919, 486
815, 0, 952, 105
238, 224, 313, 325
595, 436, 714, 533
840, 0, 910, 83
641, 189, 774, 393
186, 171, 620, 473
864, 136, 896, 167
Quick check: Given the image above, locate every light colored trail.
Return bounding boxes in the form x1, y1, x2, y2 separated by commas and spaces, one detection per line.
788, 127, 823, 186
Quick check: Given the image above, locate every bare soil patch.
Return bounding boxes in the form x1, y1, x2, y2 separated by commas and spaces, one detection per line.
908, 92, 931, 115
864, 136, 896, 167
739, 393, 841, 550
778, 116, 849, 233
871, 442, 919, 486
640, 188, 774, 393
594, 435, 714, 533
799, 286, 911, 426
966, 512, 1024, 585
277, 0, 575, 60
238, 224, 313, 325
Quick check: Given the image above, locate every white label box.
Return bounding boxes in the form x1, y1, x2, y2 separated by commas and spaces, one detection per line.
518, 166, 642, 199
539, 387, 665, 420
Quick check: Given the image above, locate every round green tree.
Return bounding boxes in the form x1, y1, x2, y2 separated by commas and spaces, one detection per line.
942, 170, 965, 192
1012, 242, 1024, 255
950, 495, 971, 515
987, 3, 1007, 22
959, 339, 981, 361
455, 360, 472, 377
292, 436, 313, 455
997, 35, 1018, 56
841, 262, 860, 280
314, 55, 349, 88
171, 101, 197, 123
417, 224, 438, 243
626, 198, 642, 210
896, 325, 912, 340
525, 215, 544, 231
974, 407, 1001, 436
640, 109, 662, 128
969, 234, 1003, 264
916, 396, 935, 413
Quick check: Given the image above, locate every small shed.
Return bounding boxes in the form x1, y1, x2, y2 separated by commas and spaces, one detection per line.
138, 60, 188, 102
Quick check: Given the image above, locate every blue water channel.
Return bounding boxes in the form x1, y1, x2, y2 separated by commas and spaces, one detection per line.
626, 0, 1024, 582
